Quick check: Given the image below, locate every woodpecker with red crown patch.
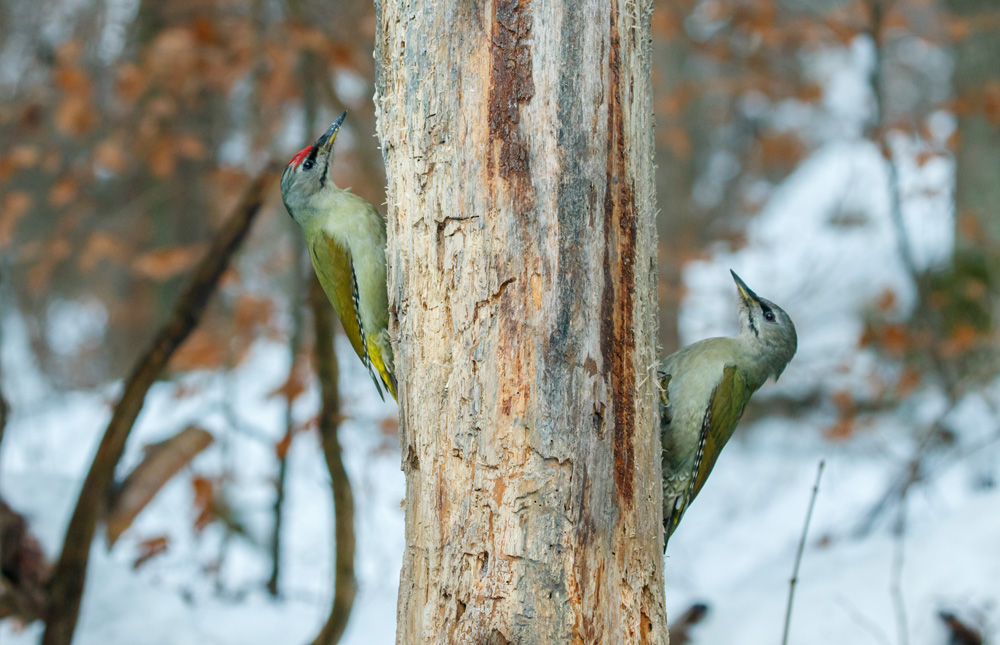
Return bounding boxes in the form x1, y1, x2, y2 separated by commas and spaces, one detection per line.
280, 113, 396, 400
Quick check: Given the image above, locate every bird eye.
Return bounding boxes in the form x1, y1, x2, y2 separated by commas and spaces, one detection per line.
302, 159, 315, 170
764, 311, 776, 322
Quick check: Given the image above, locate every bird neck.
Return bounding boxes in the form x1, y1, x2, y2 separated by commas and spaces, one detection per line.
734, 336, 777, 391
298, 186, 352, 231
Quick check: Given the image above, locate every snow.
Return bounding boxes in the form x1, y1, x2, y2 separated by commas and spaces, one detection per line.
0, 335, 404, 645
2, 32, 997, 645
664, 35, 996, 645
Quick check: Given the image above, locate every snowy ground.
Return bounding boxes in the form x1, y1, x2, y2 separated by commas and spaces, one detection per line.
2, 35, 997, 645
3, 139, 999, 643
0, 323, 404, 645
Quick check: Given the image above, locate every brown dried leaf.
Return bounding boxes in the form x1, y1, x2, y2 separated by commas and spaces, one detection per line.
234, 294, 276, 333
132, 536, 170, 570
379, 415, 399, 437
171, 328, 226, 371
895, 368, 922, 398
876, 289, 898, 314
0, 192, 33, 248
268, 367, 307, 403
133, 244, 205, 281
93, 139, 127, 173
191, 476, 216, 533
939, 323, 983, 358
106, 426, 214, 546
79, 232, 128, 272
148, 137, 177, 177
116, 63, 146, 104
176, 135, 206, 160
984, 82, 1000, 127
55, 96, 97, 136
48, 176, 78, 208
275, 433, 294, 460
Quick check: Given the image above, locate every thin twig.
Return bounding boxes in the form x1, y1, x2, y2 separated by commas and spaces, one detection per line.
0, 265, 8, 457
308, 274, 355, 645
854, 406, 951, 537
41, 168, 276, 645
268, 240, 307, 597
781, 460, 825, 645
890, 495, 909, 645
865, 0, 920, 284
835, 597, 892, 645
269, 14, 319, 595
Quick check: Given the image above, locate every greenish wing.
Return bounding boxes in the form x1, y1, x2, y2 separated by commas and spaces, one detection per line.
690, 364, 749, 500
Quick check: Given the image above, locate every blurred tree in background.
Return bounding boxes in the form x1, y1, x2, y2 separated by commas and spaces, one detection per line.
2, 0, 995, 389
0, 0, 384, 388
1, 0, 1000, 641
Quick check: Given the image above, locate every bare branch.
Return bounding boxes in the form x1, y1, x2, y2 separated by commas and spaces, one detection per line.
41, 168, 277, 645
782, 460, 825, 645
308, 274, 355, 645
890, 497, 909, 645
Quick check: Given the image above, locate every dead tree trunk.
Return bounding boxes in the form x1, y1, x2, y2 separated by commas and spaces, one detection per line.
374, 1, 668, 642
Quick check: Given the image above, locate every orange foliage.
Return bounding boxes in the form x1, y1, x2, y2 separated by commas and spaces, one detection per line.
234, 294, 276, 333
78, 232, 129, 272
268, 364, 308, 404
860, 321, 911, 358
191, 476, 216, 533
660, 126, 693, 159
894, 367, 922, 398
759, 132, 806, 167
93, 139, 127, 173
0, 192, 34, 248
53, 63, 97, 136
171, 328, 227, 372
133, 536, 170, 570
939, 323, 985, 359
984, 82, 1000, 127
48, 176, 79, 208
115, 63, 147, 105
876, 289, 898, 314
133, 244, 206, 281
275, 433, 294, 460
825, 390, 857, 440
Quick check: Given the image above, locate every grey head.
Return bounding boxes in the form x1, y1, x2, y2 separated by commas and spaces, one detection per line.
731, 269, 797, 380
279, 111, 346, 221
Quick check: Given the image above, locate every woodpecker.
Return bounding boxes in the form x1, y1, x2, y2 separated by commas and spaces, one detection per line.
280, 113, 397, 400
661, 270, 796, 550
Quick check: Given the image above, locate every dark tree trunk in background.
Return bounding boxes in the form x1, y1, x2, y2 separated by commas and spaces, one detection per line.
947, 0, 1000, 253
375, 0, 668, 642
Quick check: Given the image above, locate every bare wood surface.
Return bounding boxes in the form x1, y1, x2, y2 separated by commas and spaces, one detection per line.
375, 0, 667, 641
42, 168, 276, 645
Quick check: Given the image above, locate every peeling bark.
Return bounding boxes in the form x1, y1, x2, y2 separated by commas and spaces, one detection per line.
375, 0, 667, 642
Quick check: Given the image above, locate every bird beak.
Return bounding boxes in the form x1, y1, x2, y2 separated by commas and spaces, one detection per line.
314, 111, 347, 159
731, 270, 761, 306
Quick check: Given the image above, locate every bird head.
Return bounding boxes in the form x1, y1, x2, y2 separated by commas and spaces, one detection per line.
280, 112, 346, 222
731, 270, 797, 380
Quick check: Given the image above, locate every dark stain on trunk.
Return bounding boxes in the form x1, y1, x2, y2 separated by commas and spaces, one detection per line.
600, 7, 636, 508
488, 0, 534, 183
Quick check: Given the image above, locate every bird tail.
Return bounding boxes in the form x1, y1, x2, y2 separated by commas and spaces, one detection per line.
367, 333, 397, 401
663, 495, 687, 553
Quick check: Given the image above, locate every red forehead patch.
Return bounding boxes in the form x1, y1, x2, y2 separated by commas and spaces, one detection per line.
288, 145, 312, 169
